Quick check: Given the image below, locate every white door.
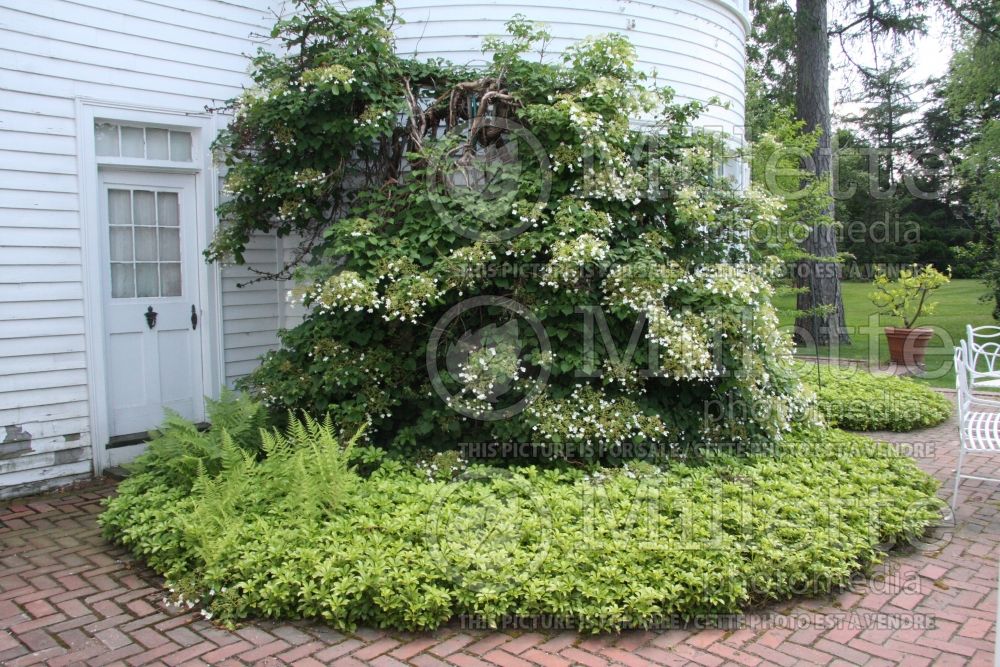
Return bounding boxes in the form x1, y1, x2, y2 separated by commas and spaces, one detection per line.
99, 170, 205, 438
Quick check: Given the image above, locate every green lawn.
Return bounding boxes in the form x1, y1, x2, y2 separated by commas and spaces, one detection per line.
774, 279, 995, 388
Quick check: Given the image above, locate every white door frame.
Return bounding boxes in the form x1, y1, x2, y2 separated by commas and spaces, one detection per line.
76, 100, 224, 474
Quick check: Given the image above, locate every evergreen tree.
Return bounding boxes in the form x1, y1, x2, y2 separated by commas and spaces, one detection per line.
840, 56, 922, 195
937, 0, 1000, 315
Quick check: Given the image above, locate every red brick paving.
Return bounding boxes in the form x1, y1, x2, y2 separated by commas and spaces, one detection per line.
0, 406, 996, 665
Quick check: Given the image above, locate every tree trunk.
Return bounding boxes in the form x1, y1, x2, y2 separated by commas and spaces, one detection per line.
793, 0, 851, 346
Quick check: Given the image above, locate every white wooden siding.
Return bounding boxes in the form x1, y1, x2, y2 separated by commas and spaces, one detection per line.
0, 0, 280, 498
220, 234, 287, 385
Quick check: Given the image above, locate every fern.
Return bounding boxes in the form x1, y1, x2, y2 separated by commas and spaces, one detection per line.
128, 410, 219, 491
276, 413, 361, 518
182, 430, 261, 567
126, 390, 266, 491
206, 388, 267, 452
260, 425, 293, 460
128, 400, 365, 574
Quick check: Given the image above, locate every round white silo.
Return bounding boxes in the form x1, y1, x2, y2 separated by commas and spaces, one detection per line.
345, 0, 749, 137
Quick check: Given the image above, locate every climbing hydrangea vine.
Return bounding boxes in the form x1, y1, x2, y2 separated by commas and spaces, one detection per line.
215, 0, 816, 458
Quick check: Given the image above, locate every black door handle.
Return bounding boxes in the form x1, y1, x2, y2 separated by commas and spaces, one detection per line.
191, 305, 198, 330
145, 306, 157, 329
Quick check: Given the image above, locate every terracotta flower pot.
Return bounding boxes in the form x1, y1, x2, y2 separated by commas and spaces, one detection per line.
884, 327, 934, 370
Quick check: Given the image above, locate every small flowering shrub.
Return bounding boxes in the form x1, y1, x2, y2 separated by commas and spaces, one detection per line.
869, 265, 951, 329
803, 364, 952, 432
101, 412, 944, 632
215, 2, 813, 458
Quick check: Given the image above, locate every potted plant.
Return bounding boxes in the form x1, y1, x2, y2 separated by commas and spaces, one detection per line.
869, 264, 950, 371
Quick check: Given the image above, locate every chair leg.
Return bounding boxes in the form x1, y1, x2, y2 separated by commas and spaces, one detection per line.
951, 447, 966, 516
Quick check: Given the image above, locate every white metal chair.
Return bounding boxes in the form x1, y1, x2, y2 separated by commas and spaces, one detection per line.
952, 342, 1000, 512
966, 325, 1000, 389
964, 325, 1000, 409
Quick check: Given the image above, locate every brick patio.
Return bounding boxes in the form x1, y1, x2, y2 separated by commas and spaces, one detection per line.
1, 409, 996, 666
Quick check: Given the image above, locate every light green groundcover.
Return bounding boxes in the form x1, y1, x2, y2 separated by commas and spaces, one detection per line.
803, 364, 952, 432
100, 408, 943, 633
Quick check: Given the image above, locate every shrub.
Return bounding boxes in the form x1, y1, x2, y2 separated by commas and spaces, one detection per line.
803, 364, 952, 431
869, 264, 951, 329
214, 3, 815, 458
101, 414, 943, 632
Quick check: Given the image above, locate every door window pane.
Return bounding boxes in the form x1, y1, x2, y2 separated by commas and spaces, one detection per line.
108, 189, 131, 225
134, 227, 158, 261
133, 190, 156, 225
136, 263, 159, 297
158, 227, 180, 261
109, 227, 133, 261
111, 263, 135, 298
146, 129, 169, 159
160, 263, 181, 296
169, 131, 192, 161
95, 123, 120, 156
157, 192, 178, 226
121, 126, 145, 158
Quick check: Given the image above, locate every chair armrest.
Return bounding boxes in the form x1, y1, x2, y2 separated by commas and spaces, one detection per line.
969, 394, 1000, 410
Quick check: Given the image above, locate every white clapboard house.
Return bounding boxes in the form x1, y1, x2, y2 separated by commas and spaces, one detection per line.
0, 0, 750, 498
